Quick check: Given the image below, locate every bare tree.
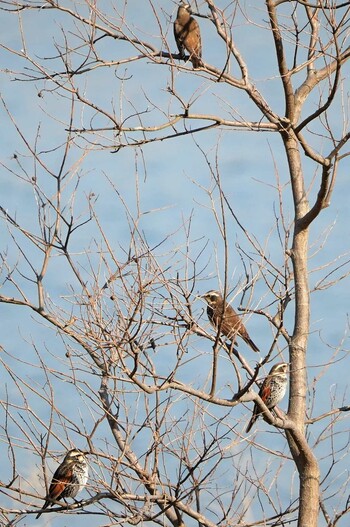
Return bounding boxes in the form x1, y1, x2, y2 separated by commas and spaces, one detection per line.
1, 1, 350, 526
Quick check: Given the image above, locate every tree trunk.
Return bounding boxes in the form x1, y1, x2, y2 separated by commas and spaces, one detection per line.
284, 132, 320, 526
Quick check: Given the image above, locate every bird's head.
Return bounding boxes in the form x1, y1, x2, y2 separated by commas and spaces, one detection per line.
64, 449, 88, 464
200, 290, 223, 307
270, 362, 289, 376
178, 2, 191, 14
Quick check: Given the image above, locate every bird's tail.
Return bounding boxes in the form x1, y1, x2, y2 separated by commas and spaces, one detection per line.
245, 414, 257, 433
190, 55, 203, 68
35, 500, 50, 520
244, 336, 259, 353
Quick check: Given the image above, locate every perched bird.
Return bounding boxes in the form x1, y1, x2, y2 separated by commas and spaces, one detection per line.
246, 362, 289, 433
201, 290, 259, 352
174, 3, 203, 68
36, 449, 88, 519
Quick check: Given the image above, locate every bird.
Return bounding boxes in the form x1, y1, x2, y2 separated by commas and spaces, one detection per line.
36, 449, 88, 519
245, 362, 289, 433
200, 290, 259, 352
174, 3, 203, 68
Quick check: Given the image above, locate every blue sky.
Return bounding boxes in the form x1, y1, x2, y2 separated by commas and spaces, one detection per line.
1, 1, 350, 525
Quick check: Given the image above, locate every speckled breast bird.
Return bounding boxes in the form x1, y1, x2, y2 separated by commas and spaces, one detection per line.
201, 290, 259, 352
174, 3, 203, 68
36, 449, 88, 519
246, 362, 288, 433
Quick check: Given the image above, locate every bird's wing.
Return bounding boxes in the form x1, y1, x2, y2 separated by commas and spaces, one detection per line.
48, 466, 73, 500
259, 382, 272, 405
186, 19, 201, 57
174, 22, 185, 53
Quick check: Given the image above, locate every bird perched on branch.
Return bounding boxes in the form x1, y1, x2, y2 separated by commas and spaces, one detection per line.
201, 290, 259, 352
174, 3, 203, 68
246, 362, 288, 433
36, 449, 88, 519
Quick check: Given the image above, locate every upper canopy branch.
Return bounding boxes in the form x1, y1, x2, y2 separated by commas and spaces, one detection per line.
266, 0, 296, 121
295, 47, 350, 132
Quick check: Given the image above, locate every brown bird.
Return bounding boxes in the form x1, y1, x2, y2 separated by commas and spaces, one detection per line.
174, 3, 203, 68
36, 449, 88, 519
246, 362, 288, 433
201, 290, 259, 352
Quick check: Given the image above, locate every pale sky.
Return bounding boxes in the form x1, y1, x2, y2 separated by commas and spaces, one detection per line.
1, 1, 350, 525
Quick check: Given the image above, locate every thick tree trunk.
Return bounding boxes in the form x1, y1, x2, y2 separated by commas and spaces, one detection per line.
284, 133, 320, 527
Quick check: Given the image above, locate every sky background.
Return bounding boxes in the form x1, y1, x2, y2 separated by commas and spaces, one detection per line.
1, 0, 350, 525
